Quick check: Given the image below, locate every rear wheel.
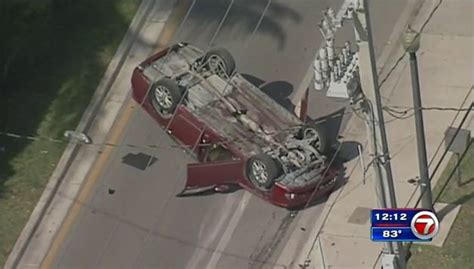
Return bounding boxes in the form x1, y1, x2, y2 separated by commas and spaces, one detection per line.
246, 153, 283, 191
150, 78, 182, 114
205, 48, 236, 79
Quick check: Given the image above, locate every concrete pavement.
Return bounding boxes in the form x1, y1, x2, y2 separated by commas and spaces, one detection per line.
8, 0, 413, 269
293, 0, 473, 268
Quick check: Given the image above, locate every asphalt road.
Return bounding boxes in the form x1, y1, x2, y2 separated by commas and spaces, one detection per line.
49, 0, 407, 268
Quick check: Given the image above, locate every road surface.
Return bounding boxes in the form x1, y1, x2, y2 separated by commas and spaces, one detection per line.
47, 0, 408, 268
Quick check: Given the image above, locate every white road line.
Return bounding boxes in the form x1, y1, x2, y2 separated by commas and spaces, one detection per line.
205, 192, 252, 269
185, 194, 238, 269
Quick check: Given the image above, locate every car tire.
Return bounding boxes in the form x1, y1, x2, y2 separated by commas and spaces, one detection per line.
150, 78, 182, 114
246, 153, 283, 191
302, 124, 330, 154
205, 48, 236, 78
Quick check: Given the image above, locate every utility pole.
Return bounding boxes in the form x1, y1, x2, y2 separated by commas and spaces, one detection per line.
352, 0, 406, 268
402, 27, 434, 211
308, 1, 406, 267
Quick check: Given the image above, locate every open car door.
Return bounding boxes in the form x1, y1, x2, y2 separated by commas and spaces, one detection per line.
177, 159, 244, 196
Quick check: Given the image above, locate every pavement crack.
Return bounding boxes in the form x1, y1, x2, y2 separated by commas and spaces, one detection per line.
248, 211, 297, 269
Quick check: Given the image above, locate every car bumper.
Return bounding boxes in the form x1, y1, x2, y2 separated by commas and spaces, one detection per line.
269, 170, 339, 209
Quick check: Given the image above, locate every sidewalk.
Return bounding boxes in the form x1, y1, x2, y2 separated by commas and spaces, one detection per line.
298, 0, 473, 268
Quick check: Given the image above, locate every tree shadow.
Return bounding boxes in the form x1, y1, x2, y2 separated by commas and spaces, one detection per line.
0, 0, 139, 196
162, 0, 302, 50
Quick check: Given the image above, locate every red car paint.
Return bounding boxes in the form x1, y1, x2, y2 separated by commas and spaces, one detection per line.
131, 46, 339, 209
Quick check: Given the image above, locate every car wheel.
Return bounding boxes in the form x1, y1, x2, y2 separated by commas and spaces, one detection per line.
302, 124, 330, 154
205, 48, 236, 79
246, 153, 283, 191
150, 78, 182, 114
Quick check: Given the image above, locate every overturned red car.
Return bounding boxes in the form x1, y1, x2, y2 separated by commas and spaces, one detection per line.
131, 42, 339, 209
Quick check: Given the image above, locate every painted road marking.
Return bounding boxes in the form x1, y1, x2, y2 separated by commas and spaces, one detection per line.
39, 0, 193, 267
184, 194, 238, 269
40, 98, 136, 269
204, 192, 252, 269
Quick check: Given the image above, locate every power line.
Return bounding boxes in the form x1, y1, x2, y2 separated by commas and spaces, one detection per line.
401, 103, 472, 262
433, 139, 472, 203
128, 1, 245, 267
6, 0, 426, 266
414, 102, 472, 208
2, 103, 469, 150
385, 105, 472, 112
55, 0, 203, 266
403, 86, 473, 208
0, 130, 185, 151
125, 1, 353, 267
383, 107, 415, 121
378, 0, 444, 89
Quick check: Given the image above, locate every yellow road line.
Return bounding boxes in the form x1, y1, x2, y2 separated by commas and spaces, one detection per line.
155, 0, 192, 49
40, 98, 136, 269
39, 0, 191, 267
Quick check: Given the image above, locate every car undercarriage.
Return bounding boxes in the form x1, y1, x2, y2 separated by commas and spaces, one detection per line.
139, 43, 331, 191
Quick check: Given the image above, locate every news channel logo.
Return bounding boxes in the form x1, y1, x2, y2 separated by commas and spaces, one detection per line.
370, 209, 440, 242
410, 210, 440, 240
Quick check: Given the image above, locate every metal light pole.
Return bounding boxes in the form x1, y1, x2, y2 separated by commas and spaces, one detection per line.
402, 26, 434, 211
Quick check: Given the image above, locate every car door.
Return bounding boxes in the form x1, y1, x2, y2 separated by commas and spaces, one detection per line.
177, 144, 244, 195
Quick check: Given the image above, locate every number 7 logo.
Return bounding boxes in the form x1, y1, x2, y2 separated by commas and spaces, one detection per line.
410, 211, 440, 240
416, 218, 435, 234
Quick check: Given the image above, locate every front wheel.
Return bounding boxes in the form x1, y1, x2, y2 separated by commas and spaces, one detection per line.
302, 124, 330, 154
246, 153, 283, 191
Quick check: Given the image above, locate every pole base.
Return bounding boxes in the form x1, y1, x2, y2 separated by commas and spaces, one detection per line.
381, 254, 397, 269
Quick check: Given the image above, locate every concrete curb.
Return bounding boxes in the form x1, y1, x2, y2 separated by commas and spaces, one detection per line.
468, 115, 474, 138
3, 1, 156, 268
292, 0, 441, 267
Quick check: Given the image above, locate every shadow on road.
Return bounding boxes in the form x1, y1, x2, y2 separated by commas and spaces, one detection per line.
122, 152, 158, 171
165, 0, 302, 50
308, 108, 348, 149
241, 73, 296, 113
260, 81, 295, 112
337, 141, 363, 162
